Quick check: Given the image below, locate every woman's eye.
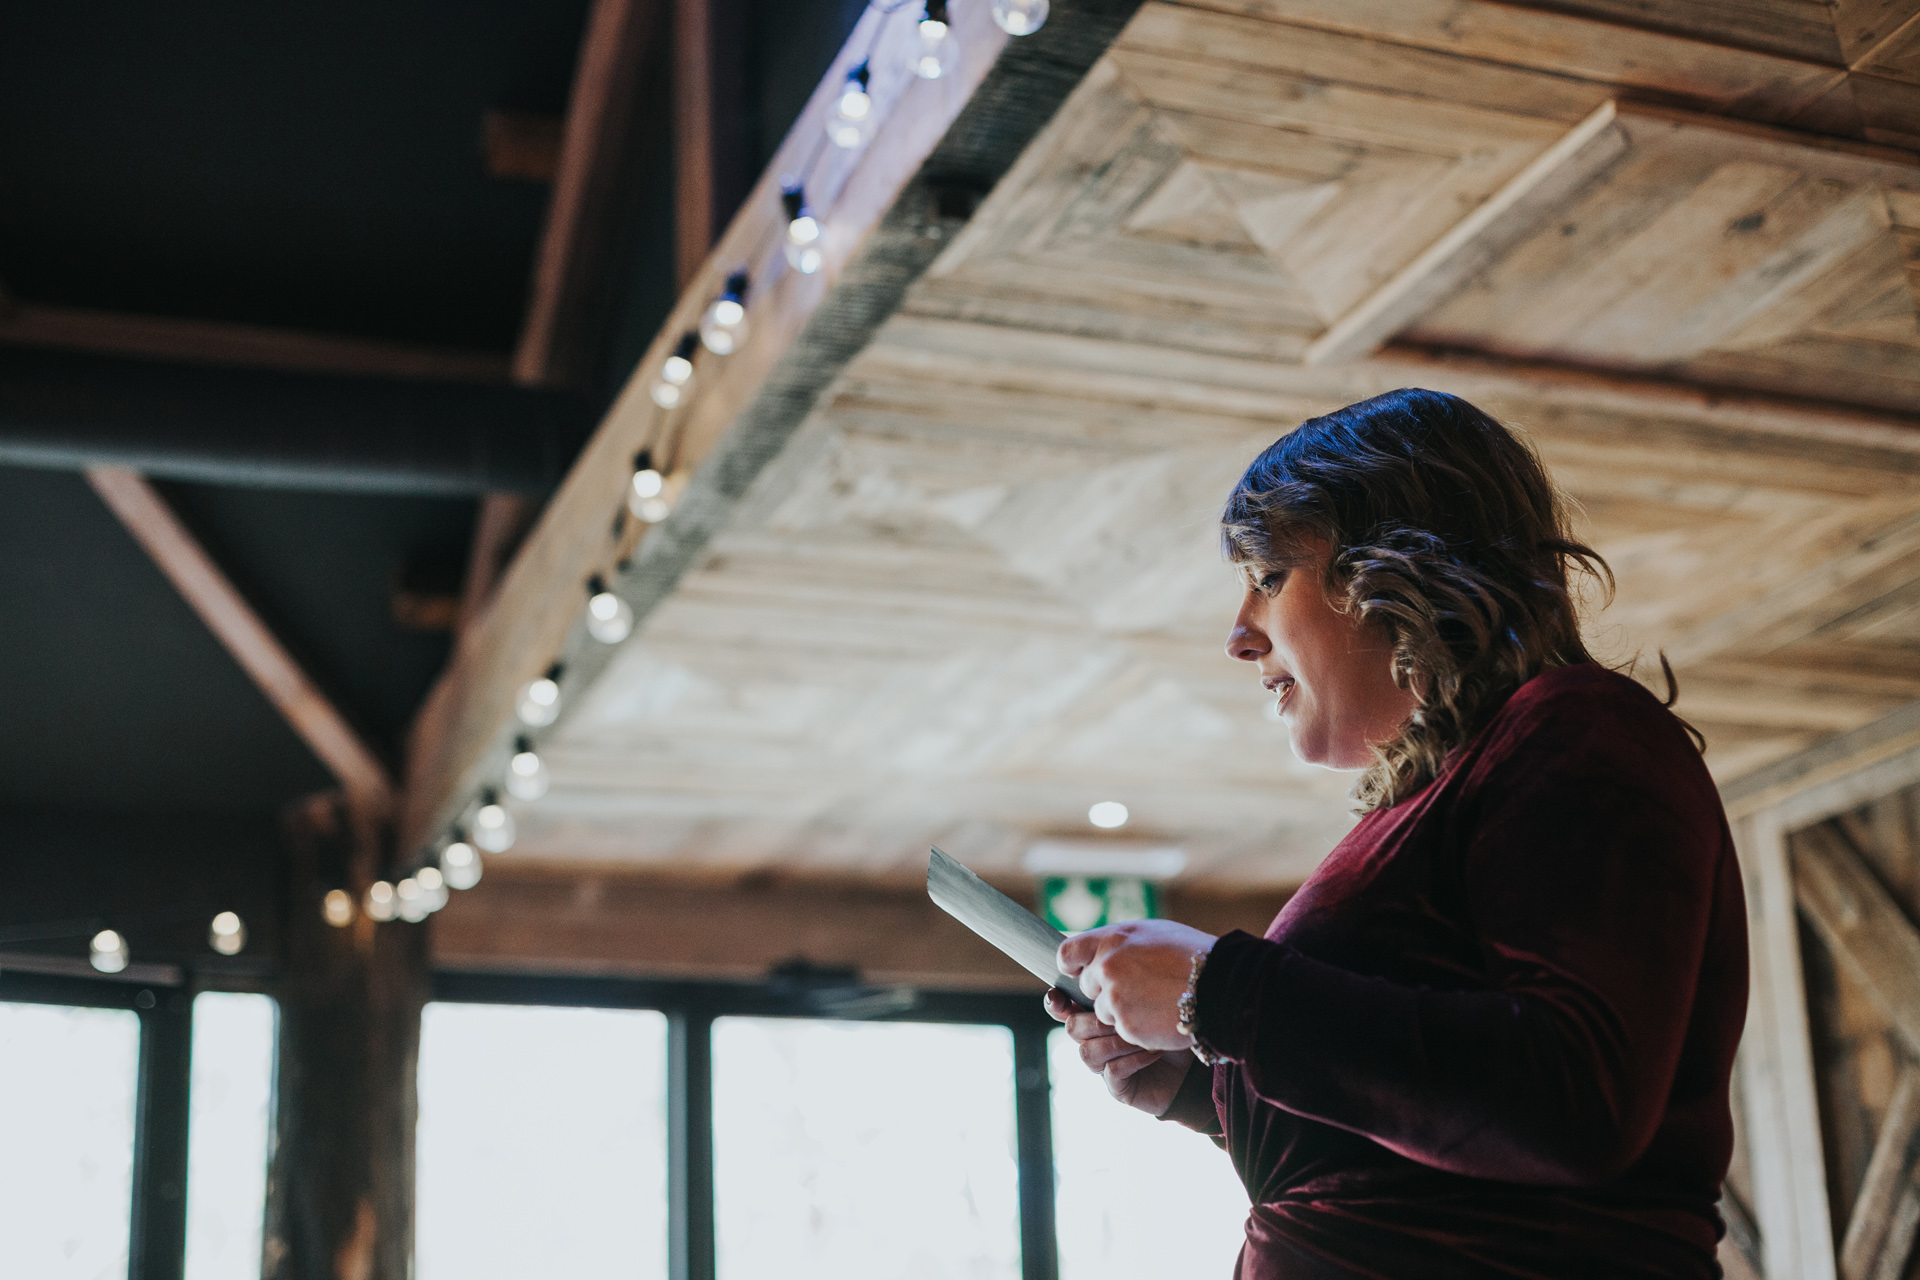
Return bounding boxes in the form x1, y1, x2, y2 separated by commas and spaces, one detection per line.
1257, 572, 1284, 595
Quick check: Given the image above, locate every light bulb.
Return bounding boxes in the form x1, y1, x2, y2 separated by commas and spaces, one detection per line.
395, 878, 429, 923
1087, 800, 1130, 829
516, 674, 561, 727
650, 333, 700, 408
782, 188, 825, 275
585, 580, 634, 644
787, 243, 823, 274
473, 798, 517, 853
829, 63, 873, 148
700, 272, 751, 354
627, 457, 671, 524
208, 911, 246, 956
991, 0, 1047, 34
913, 15, 959, 80
442, 840, 484, 890
90, 929, 129, 974
506, 739, 549, 801
417, 866, 451, 912
322, 888, 356, 927
365, 880, 397, 923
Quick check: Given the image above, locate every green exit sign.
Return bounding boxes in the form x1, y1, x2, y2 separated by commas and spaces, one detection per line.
1040, 875, 1158, 932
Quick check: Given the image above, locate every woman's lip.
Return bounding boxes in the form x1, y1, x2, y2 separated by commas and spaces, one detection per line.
1266, 676, 1297, 712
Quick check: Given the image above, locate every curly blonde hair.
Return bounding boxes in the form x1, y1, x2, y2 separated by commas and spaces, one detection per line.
1222, 388, 1615, 811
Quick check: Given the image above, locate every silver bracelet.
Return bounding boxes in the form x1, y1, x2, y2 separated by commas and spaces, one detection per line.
1175, 948, 1223, 1066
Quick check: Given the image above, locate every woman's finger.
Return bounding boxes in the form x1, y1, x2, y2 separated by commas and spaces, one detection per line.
1077, 1031, 1145, 1071
1060, 1008, 1114, 1043
1104, 1047, 1166, 1083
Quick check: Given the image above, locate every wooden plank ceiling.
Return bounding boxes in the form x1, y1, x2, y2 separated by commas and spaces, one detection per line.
465, 0, 1920, 888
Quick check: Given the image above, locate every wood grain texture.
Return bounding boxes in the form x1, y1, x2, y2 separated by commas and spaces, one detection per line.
1840, 1063, 1920, 1280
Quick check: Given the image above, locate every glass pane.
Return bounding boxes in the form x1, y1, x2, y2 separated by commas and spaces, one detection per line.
0, 1000, 141, 1280
713, 1018, 1020, 1280
415, 1003, 669, 1280
185, 992, 278, 1280
1049, 1030, 1248, 1279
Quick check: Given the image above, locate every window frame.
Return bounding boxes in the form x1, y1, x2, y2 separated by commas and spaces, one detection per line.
431, 971, 1062, 1280
0, 968, 196, 1280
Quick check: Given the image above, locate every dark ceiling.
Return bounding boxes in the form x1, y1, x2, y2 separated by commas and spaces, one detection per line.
0, 0, 866, 923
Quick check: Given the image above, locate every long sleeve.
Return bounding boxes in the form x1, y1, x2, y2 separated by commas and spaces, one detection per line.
1193, 678, 1732, 1187
1157, 1053, 1223, 1139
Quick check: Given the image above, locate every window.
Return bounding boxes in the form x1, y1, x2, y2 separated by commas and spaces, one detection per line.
415, 1002, 670, 1280
1049, 1029, 1248, 1279
0, 1000, 142, 1280
712, 1018, 1021, 1280
185, 992, 278, 1280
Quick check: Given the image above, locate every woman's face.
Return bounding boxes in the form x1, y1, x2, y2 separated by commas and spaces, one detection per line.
1225, 537, 1418, 770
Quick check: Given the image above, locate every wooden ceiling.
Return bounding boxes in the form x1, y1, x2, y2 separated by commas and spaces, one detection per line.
423, 0, 1920, 889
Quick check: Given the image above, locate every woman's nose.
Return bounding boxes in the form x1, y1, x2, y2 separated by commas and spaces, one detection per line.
1226, 608, 1268, 663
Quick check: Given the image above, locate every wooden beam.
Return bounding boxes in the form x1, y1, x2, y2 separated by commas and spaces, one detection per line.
512, 0, 662, 387
431, 861, 1292, 987
1735, 812, 1841, 1280
1304, 101, 1629, 365
1841, 1062, 1920, 1280
406, 0, 1153, 856
1794, 822, 1920, 1061
673, 0, 715, 290
86, 467, 396, 815
0, 303, 508, 383
455, 493, 536, 636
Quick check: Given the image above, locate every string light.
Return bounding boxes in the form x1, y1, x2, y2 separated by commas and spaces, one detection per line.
365, 880, 397, 923
442, 839, 484, 891
208, 911, 246, 956
322, 888, 356, 927
416, 864, 450, 912
506, 736, 550, 801
782, 187, 824, 275
828, 62, 873, 148
699, 271, 752, 354
991, 0, 1047, 34
912, 0, 959, 80
585, 575, 634, 644
90, 929, 129, 974
1087, 800, 1129, 829
472, 789, 517, 853
516, 664, 563, 727
650, 333, 700, 408
629, 451, 670, 524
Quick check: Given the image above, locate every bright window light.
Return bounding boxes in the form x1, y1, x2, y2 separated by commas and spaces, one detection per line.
186, 992, 278, 1280
1049, 1029, 1248, 1278
0, 1001, 141, 1279
713, 1018, 1021, 1280
415, 1003, 669, 1280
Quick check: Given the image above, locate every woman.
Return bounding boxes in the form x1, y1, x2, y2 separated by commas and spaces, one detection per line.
1047, 388, 1747, 1279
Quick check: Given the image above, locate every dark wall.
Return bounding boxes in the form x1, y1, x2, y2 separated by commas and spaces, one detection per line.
0, 807, 283, 975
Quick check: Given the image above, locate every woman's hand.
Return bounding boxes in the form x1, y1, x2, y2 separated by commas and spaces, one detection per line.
1057, 918, 1219, 1050
1044, 988, 1194, 1116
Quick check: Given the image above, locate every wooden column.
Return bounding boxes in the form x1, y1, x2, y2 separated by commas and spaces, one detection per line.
263, 798, 430, 1280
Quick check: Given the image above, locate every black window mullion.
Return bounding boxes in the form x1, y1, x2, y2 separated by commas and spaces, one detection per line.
668, 1008, 717, 1280
129, 986, 193, 1280
1013, 1021, 1059, 1280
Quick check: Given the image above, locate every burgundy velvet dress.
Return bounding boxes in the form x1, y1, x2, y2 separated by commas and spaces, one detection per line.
1162, 663, 1749, 1279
